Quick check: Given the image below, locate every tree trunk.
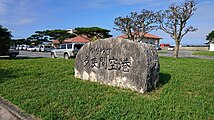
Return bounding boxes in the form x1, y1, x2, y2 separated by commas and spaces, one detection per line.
59, 40, 64, 44
174, 40, 180, 58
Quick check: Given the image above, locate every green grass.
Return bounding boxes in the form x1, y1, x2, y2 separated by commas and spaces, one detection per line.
192, 51, 214, 56
0, 57, 213, 119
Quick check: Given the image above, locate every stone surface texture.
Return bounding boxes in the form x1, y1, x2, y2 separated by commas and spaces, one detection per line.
75, 38, 159, 93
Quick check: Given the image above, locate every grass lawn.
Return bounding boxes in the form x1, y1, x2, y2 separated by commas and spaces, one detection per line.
0, 57, 213, 119
192, 51, 214, 56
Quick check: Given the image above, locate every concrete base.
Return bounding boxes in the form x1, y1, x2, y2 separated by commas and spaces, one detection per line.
0, 105, 18, 120
0, 97, 39, 120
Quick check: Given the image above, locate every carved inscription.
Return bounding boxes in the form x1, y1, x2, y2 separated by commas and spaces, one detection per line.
84, 47, 131, 72
75, 38, 160, 93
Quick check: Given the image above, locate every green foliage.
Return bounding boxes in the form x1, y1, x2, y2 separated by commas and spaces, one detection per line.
0, 25, 12, 51
206, 31, 214, 43
0, 57, 213, 119
27, 30, 50, 45
11, 39, 28, 46
27, 34, 47, 42
74, 27, 112, 41
192, 51, 214, 56
27, 29, 76, 44
45, 29, 76, 44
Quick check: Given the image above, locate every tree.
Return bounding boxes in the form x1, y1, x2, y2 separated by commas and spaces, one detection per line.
11, 38, 27, 46
0, 25, 12, 52
27, 29, 76, 44
156, 0, 197, 58
44, 29, 76, 44
114, 9, 157, 41
114, 16, 133, 39
74, 27, 112, 41
27, 34, 46, 44
206, 31, 214, 43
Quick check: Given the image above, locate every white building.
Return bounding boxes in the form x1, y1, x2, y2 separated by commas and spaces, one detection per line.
67, 29, 75, 34
209, 43, 214, 51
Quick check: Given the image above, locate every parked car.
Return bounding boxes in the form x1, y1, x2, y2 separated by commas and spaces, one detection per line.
17, 44, 28, 50
16, 45, 20, 50
168, 46, 175, 51
18, 45, 23, 50
0, 48, 19, 58
22, 45, 28, 50
35, 45, 41, 52
27, 45, 36, 51
51, 43, 84, 59
156, 47, 162, 50
40, 45, 54, 52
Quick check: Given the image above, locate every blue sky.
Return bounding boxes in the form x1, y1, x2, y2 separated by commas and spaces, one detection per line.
1, 0, 213, 45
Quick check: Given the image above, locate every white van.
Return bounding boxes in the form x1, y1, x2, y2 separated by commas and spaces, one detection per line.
16, 45, 20, 50
51, 43, 84, 59
22, 45, 28, 50
18, 45, 23, 50
40, 45, 54, 52
35, 45, 41, 52
27, 45, 36, 51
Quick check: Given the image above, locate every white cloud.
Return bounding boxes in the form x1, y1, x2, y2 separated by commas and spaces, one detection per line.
79, 0, 153, 9
0, 0, 40, 25
14, 18, 37, 25
194, 1, 214, 22
0, 0, 15, 15
185, 0, 214, 43
0, 1, 6, 15
115, 0, 149, 5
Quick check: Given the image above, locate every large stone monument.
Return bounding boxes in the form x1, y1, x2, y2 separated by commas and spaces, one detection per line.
75, 38, 159, 93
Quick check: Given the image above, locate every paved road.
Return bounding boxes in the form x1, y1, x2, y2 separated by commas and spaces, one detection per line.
159, 50, 194, 57
158, 50, 214, 59
19, 50, 194, 59
18, 50, 213, 59
18, 50, 51, 58
1, 50, 213, 59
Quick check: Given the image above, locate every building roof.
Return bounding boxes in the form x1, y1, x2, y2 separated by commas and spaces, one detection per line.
64, 35, 90, 43
52, 35, 90, 44
52, 40, 60, 44
117, 33, 162, 39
